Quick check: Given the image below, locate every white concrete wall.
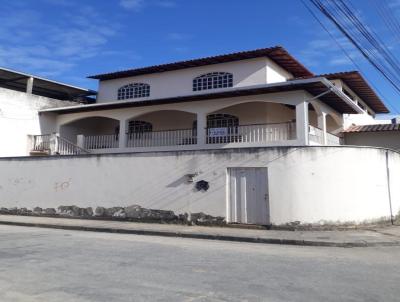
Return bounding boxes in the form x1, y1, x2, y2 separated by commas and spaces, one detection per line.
0, 146, 398, 225
343, 113, 390, 129
0, 88, 77, 157
96, 57, 293, 102
345, 132, 400, 151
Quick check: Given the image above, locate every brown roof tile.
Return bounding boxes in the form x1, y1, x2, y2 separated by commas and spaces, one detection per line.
343, 123, 400, 133
88, 46, 313, 80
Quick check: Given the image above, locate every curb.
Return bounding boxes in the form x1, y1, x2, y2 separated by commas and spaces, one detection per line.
0, 220, 399, 248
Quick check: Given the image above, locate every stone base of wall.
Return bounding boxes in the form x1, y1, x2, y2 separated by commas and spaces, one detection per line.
0, 205, 226, 226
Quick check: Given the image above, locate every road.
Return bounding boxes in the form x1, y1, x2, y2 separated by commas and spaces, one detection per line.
0, 225, 398, 302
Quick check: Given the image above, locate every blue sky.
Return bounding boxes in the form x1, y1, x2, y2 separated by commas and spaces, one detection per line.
1, 0, 399, 117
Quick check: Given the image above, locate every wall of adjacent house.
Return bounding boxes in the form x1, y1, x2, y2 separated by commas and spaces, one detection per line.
0, 146, 398, 225
0, 87, 77, 157
344, 131, 400, 151
96, 57, 294, 103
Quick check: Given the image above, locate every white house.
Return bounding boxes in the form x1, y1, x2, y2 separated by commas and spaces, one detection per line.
0, 46, 399, 226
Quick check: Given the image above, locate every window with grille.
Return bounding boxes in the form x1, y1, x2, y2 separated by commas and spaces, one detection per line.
128, 120, 153, 134
193, 72, 233, 91
117, 83, 150, 100
207, 114, 239, 128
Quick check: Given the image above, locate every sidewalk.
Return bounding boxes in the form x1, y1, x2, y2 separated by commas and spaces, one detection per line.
0, 214, 399, 247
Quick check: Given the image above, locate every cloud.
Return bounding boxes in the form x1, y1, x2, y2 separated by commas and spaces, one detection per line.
119, 0, 144, 11
0, 3, 122, 78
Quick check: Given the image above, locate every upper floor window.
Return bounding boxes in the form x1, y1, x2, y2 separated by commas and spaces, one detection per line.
193, 72, 233, 92
128, 120, 153, 133
118, 83, 150, 100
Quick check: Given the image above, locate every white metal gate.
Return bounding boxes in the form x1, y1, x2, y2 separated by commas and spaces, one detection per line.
227, 167, 269, 225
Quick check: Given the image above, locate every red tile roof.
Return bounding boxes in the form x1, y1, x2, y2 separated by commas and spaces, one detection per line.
343, 123, 400, 133
314, 71, 388, 114
88, 46, 313, 80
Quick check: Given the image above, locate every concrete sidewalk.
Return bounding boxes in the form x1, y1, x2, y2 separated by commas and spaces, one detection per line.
0, 214, 399, 247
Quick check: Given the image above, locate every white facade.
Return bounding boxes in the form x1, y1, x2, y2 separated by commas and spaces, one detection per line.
96, 57, 293, 102
0, 146, 398, 225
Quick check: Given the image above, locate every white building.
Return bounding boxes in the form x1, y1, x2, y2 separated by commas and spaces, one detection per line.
0, 67, 96, 157
0, 46, 399, 226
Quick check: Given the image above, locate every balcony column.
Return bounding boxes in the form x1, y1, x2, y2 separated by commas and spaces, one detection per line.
317, 112, 328, 145
196, 112, 207, 147
26, 77, 34, 94
119, 119, 127, 149
296, 101, 309, 145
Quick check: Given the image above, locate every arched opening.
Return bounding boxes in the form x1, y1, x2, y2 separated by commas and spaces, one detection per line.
326, 114, 342, 134
206, 101, 296, 144
126, 110, 197, 147
59, 116, 119, 146
308, 103, 319, 128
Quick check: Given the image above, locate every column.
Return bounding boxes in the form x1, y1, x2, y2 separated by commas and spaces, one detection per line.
317, 112, 328, 145
26, 77, 34, 94
296, 101, 309, 145
76, 135, 85, 149
119, 119, 127, 149
196, 112, 207, 146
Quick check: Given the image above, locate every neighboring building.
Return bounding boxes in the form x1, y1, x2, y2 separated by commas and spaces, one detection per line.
0, 67, 96, 157
343, 122, 400, 150
0, 46, 399, 226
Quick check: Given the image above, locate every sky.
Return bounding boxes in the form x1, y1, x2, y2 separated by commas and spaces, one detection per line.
1, 0, 400, 118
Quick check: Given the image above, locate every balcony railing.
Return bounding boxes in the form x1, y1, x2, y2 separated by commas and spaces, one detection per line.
32, 134, 51, 152
126, 129, 196, 148
309, 125, 342, 145
206, 122, 295, 144
30, 134, 89, 155
84, 134, 119, 149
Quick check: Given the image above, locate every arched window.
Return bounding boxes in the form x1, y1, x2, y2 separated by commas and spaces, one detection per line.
207, 114, 239, 128
117, 83, 150, 100
193, 72, 233, 91
128, 120, 153, 134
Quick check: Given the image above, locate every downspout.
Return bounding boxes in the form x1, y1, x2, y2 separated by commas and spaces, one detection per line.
385, 150, 394, 225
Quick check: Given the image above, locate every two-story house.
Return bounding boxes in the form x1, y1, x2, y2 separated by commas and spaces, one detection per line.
1, 46, 398, 227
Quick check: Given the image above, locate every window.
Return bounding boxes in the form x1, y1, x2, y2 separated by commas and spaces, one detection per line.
207, 114, 239, 128
128, 120, 153, 134
117, 83, 150, 100
193, 72, 233, 91
206, 114, 239, 144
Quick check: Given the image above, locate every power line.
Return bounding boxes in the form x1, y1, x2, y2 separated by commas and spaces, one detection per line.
301, 0, 400, 114
309, 0, 400, 96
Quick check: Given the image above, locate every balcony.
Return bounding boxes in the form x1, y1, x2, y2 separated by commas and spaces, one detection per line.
309, 125, 342, 145
69, 122, 297, 152
31, 100, 344, 155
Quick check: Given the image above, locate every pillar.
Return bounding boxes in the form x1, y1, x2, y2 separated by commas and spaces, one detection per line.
317, 112, 328, 145
26, 77, 34, 94
119, 119, 127, 148
76, 135, 85, 149
196, 112, 207, 146
296, 101, 309, 145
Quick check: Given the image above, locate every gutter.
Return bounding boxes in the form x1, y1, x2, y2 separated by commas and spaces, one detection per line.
38, 77, 364, 114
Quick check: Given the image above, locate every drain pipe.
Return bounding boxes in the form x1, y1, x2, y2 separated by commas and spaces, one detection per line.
385, 150, 394, 225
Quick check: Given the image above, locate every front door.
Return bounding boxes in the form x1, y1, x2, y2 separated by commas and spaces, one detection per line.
228, 167, 269, 225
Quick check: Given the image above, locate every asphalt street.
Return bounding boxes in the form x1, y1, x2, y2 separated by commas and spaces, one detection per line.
0, 225, 399, 302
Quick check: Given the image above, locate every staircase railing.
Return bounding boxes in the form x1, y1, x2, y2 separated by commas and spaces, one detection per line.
30, 134, 90, 155
55, 135, 90, 155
